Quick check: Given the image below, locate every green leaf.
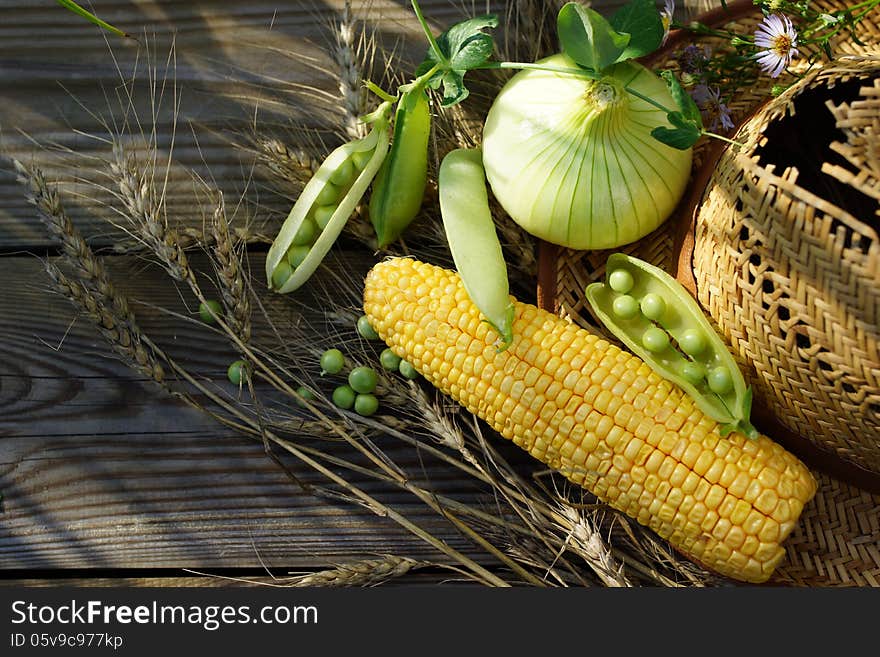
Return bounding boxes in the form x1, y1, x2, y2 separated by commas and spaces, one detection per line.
609, 0, 664, 60
557, 2, 630, 72
442, 15, 498, 67
56, 0, 130, 38
660, 70, 702, 124
450, 32, 495, 70
439, 72, 469, 106
415, 14, 497, 107
651, 111, 701, 150
417, 14, 498, 74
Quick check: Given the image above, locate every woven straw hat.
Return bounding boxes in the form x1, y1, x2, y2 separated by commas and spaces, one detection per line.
536, 0, 880, 586
690, 58, 880, 477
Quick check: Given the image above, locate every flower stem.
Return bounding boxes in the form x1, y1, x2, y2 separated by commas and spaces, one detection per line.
702, 130, 745, 149
399, 62, 442, 93
363, 80, 398, 103
410, 0, 447, 66
623, 84, 676, 115
478, 60, 600, 78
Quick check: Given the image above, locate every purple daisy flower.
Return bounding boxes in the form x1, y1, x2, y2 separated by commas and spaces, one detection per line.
691, 84, 736, 133
754, 14, 799, 78
678, 44, 711, 75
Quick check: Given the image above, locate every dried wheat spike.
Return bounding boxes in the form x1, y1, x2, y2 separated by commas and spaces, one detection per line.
332, 0, 369, 140
110, 142, 196, 287
210, 193, 252, 343
559, 505, 632, 587
286, 556, 425, 587
44, 262, 166, 384
254, 137, 321, 186
14, 159, 137, 324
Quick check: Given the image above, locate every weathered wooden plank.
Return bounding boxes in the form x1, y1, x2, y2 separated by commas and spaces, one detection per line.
0, 0, 504, 250
0, 252, 496, 571
0, 429, 486, 570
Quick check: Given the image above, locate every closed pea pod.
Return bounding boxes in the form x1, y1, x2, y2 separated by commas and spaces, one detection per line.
585, 253, 758, 439
368, 87, 431, 247
439, 148, 514, 350
265, 101, 393, 294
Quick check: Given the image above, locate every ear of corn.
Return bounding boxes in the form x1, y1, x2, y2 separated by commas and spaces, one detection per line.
363, 257, 818, 584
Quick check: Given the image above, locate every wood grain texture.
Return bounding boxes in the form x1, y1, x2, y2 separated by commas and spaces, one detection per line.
0, 253, 493, 571
0, 0, 498, 249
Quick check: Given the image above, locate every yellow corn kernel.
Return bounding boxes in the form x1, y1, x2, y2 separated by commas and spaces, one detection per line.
726, 525, 747, 551
363, 258, 818, 584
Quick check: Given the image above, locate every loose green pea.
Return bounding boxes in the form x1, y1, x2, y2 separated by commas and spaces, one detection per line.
642, 326, 670, 353
332, 384, 356, 409
348, 366, 378, 394
199, 299, 222, 324
679, 329, 708, 356
681, 361, 707, 385
379, 348, 402, 372
354, 393, 379, 417
398, 360, 419, 380
329, 158, 355, 186
608, 269, 634, 294
612, 294, 640, 320
271, 260, 293, 290
356, 315, 380, 340
707, 366, 734, 395
351, 148, 373, 171
313, 205, 335, 231
287, 245, 311, 269
320, 348, 346, 375
315, 181, 340, 206
291, 217, 318, 246
640, 293, 666, 321
295, 385, 316, 407
227, 359, 248, 385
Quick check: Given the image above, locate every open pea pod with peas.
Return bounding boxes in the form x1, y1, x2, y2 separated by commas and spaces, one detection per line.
265, 101, 394, 294
585, 253, 758, 439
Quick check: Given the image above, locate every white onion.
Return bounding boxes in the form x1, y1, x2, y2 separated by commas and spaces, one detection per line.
482, 54, 693, 250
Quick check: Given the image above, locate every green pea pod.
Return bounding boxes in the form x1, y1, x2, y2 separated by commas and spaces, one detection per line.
584, 253, 758, 439
439, 148, 514, 350
368, 87, 431, 247
266, 102, 393, 293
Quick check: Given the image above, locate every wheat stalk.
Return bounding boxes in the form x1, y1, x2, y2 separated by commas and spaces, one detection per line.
112, 225, 274, 253
43, 261, 168, 384
332, 0, 371, 140
246, 133, 323, 192
209, 192, 252, 344
109, 141, 196, 288
185, 555, 434, 587
285, 555, 428, 586
14, 160, 132, 315
14, 159, 170, 385
500, 0, 565, 64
